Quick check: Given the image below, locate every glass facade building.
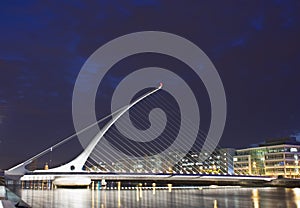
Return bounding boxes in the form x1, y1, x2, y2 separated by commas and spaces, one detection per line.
175, 148, 235, 174
234, 137, 300, 178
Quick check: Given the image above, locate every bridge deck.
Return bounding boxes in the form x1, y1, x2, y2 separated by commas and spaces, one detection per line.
21, 172, 275, 182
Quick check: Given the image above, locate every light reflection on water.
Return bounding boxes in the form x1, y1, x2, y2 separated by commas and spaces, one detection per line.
20, 187, 300, 208
293, 188, 300, 208
252, 189, 259, 208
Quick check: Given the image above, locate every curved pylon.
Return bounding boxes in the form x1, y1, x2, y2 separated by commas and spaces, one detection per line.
5, 84, 162, 176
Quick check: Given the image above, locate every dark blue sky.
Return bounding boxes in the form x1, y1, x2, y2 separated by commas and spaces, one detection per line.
0, 0, 300, 169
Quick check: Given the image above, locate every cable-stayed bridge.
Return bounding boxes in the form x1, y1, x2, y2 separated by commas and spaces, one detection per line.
4, 84, 277, 188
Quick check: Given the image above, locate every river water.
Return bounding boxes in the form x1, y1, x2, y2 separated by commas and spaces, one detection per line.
16, 186, 300, 208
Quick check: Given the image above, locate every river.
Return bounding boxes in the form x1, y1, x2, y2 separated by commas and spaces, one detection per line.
15, 186, 300, 208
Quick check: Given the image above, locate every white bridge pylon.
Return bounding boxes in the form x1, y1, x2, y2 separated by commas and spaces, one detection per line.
5, 83, 163, 176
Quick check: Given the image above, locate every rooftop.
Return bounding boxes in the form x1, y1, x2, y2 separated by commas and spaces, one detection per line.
259, 137, 300, 147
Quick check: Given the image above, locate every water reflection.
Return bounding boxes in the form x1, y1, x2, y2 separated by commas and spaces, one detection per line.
152, 183, 156, 195
19, 187, 300, 208
168, 184, 172, 193
136, 187, 139, 202
213, 199, 218, 208
252, 189, 259, 208
293, 188, 300, 208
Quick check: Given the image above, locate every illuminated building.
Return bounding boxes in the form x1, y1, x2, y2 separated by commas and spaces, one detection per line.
234, 137, 300, 177
175, 148, 235, 174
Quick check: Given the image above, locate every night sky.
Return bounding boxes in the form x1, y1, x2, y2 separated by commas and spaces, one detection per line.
0, 1, 300, 169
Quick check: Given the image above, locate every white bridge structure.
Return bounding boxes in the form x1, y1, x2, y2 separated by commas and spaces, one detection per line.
4, 83, 277, 187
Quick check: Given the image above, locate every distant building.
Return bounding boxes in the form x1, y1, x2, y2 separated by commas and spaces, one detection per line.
111, 151, 186, 173
110, 148, 236, 174
112, 155, 164, 173
234, 137, 300, 178
175, 148, 235, 174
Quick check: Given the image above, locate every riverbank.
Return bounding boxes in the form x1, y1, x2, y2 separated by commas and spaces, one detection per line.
266, 178, 300, 188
